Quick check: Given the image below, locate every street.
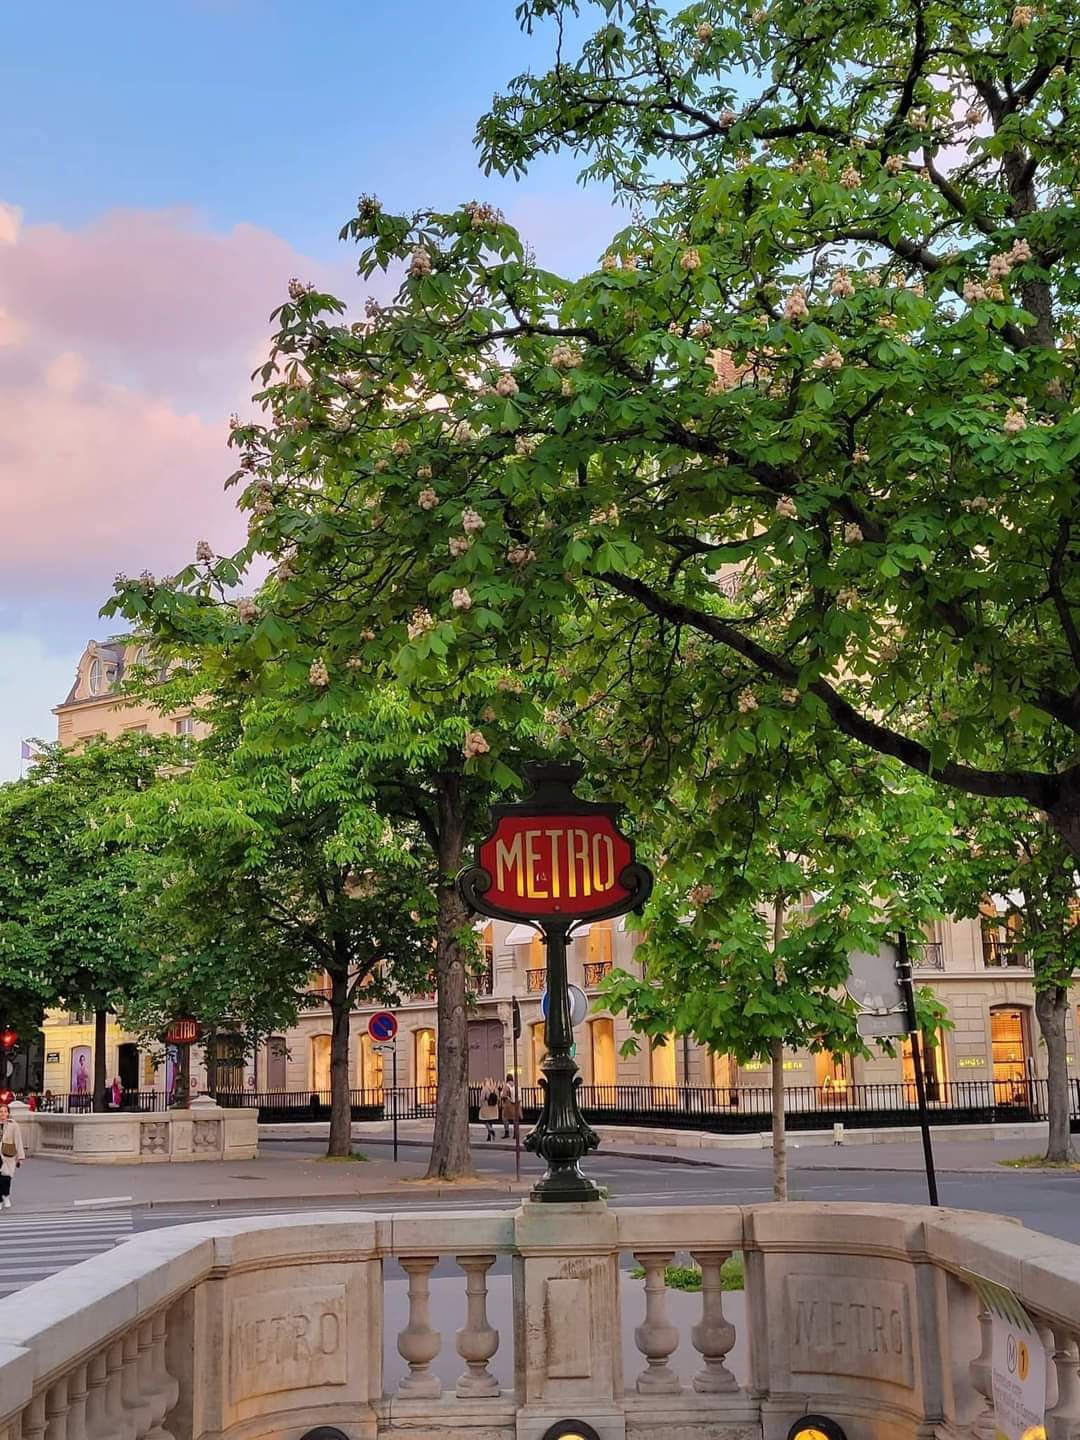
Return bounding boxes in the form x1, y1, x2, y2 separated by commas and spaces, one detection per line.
2, 1131, 1078, 1303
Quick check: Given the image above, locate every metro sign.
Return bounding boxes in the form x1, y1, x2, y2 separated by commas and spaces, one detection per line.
459, 763, 652, 925
165, 1017, 201, 1047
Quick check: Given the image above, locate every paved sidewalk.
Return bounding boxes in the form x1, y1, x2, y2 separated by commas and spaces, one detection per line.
10, 1146, 529, 1215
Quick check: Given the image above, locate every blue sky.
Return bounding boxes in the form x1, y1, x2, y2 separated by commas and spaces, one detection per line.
0, 1, 619, 777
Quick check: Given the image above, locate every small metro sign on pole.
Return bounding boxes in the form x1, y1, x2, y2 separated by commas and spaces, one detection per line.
458, 762, 652, 1203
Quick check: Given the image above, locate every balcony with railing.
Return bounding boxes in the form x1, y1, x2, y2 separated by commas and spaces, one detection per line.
5, 1198, 1080, 1440
525, 967, 547, 993
982, 935, 1030, 968
583, 959, 613, 988
912, 940, 945, 970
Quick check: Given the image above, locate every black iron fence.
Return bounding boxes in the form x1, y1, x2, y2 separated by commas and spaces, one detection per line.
28, 1079, 1080, 1131
211, 1079, 1080, 1131
29, 1090, 167, 1114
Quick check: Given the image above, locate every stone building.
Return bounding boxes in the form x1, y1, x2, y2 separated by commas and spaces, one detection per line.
39, 637, 1080, 1109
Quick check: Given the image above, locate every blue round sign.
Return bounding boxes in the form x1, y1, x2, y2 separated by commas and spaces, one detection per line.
368, 1011, 398, 1042
541, 986, 588, 1028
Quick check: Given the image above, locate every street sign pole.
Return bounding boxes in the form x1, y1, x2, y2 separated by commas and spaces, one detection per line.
457, 761, 653, 1203
512, 996, 521, 1183
897, 930, 939, 1206
392, 1043, 398, 1164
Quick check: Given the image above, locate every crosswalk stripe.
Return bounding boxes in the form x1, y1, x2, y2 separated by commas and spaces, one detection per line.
0, 1209, 134, 1297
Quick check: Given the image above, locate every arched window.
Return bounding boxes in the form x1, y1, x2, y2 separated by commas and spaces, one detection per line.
358, 1033, 384, 1095
530, 1021, 547, 1083
310, 1035, 331, 1093
650, 1034, 677, 1088
88, 658, 103, 695
414, 1028, 437, 1093
589, 1017, 616, 1088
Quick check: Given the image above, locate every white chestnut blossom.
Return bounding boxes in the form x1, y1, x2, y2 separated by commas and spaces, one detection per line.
1010, 237, 1032, 263
287, 277, 312, 300
837, 588, 859, 606
452, 420, 477, 443
451, 588, 473, 611
781, 687, 801, 705
689, 883, 715, 904
601, 253, 619, 272
988, 252, 1012, 280
461, 507, 485, 534
416, 465, 433, 479
775, 495, 798, 519
831, 269, 855, 298
1011, 4, 1034, 25
449, 536, 471, 557
195, 540, 213, 563
844, 523, 864, 544
840, 165, 860, 189
784, 286, 809, 321
407, 607, 435, 640
680, 248, 702, 271
309, 658, 330, 688
885, 155, 904, 176
507, 545, 537, 566
909, 107, 928, 130
965, 106, 985, 126
515, 433, 540, 457
275, 553, 297, 582
852, 445, 870, 465
409, 248, 433, 278
865, 270, 882, 287
495, 372, 520, 397
719, 108, 736, 128
360, 628, 376, 641
696, 21, 714, 40
391, 437, 411, 458
1004, 407, 1027, 435
622, 253, 638, 270
462, 730, 490, 759
692, 319, 714, 338
814, 348, 844, 370
736, 688, 759, 714
963, 278, 987, 303
590, 503, 619, 526
236, 598, 259, 623
418, 487, 438, 511
551, 343, 583, 371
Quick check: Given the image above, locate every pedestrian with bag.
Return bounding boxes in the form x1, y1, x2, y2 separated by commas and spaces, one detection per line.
499, 1073, 519, 1139
0, 1102, 25, 1210
478, 1077, 500, 1142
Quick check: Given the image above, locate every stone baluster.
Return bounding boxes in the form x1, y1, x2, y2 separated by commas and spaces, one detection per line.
20, 1397, 46, 1440
633, 1252, 681, 1394
63, 1366, 88, 1440
690, 1250, 737, 1393
455, 1254, 500, 1397
145, 1312, 178, 1440
119, 1329, 150, 1439
1046, 1328, 1080, 1440
82, 1352, 110, 1440
397, 1256, 442, 1398
133, 1320, 159, 1437
969, 1299, 996, 1438
43, 1376, 68, 1440
103, 1342, 134, 1440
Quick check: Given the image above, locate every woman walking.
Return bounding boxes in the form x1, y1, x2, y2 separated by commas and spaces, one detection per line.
0, 1102, 25, 1210
499, 1074, 519, 1140
478, 1077, 500, 1142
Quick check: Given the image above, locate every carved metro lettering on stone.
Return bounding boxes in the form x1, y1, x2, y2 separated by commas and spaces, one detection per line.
228, 1286, 347, 1403
786, 1274, 914, 1387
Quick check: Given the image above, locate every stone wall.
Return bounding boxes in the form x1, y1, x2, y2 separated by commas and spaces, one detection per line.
3, 1200, 1080, 1440
13, 1097, 257, 1163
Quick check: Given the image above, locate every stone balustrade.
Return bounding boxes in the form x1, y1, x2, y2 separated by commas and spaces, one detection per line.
13, 1097, 258, 1164
2, 1201, 1080, 1440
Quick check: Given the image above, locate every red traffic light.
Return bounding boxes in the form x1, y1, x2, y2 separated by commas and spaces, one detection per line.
0, 1029, 16, 1051
0, 1090, 13, 1105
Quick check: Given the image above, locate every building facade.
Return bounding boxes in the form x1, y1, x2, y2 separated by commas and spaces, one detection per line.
39, 638, 1080, 1109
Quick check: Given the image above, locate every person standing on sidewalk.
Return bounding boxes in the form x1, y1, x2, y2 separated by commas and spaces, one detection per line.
0, 1102, 25, 1210
478, 1078, 500, 1142
499, 1074, 519, 1140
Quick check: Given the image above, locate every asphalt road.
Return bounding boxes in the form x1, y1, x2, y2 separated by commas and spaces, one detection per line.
2, 1135, 1078, 1299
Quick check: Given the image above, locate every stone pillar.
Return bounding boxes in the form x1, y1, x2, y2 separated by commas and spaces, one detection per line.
455, 1255, 500, 1397
1047, 1329, 1080, 1440
632, 1252, 680, 1394
513, 1200, 625, 1440
690, 1250, 737, 1393
396, 1257, 442, 1398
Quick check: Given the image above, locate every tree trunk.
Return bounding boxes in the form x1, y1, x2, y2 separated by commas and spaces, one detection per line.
771, 892, 788, 1200
92, 1007, 108, 1113
426, 772, 473, 1180
771, 1037, 788, 1201
327, 960, 352, 1158
1035, 987, 1075, 1163
205, 1027, 218, 1097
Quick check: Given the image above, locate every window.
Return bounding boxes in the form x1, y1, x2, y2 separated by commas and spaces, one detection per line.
124, 724, 149, 735
530, 1021, 547, 1083
175, 716, 195, 737
650, 1034, 677, 1087
134, 646, 150, 669
415, 1028, 437, 1091
902, 1029, 948, 1102
589, 1018, 616, 1087
310, 1035, 331, 1093
87, 658, 116, 694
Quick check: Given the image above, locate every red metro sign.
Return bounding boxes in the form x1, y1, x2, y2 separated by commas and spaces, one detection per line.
459, 763, 652, 925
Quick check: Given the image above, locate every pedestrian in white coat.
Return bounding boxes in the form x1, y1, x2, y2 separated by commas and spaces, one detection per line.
0, 1103, 25, 1210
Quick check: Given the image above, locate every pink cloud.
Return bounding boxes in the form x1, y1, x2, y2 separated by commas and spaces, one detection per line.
0, 203, 363, 621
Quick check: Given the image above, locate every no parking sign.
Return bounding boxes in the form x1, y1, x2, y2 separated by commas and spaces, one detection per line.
367, 1012, 398, 1043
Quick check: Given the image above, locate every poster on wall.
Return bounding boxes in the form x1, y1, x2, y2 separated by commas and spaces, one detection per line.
70, 1045, 91, 1095
970, 1273, 1046, 1440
